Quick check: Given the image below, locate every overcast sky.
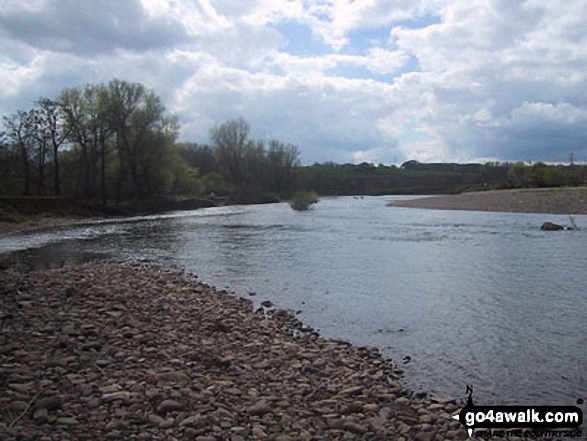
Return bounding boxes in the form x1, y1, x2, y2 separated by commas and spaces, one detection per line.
1, 0, 587, 165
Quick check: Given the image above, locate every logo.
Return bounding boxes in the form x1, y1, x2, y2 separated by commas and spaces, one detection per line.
452, 385, 583, 438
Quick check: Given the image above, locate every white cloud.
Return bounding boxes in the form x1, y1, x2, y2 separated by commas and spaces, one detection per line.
1, 0, 587, 164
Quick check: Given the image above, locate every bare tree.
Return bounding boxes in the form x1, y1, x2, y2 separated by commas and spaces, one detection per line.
2, 110, 36, 195
37, 98, 71, 196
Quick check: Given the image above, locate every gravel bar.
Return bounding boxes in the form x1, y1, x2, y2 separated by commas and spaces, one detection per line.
387, 188, 587, 214
0, 263, 474, 440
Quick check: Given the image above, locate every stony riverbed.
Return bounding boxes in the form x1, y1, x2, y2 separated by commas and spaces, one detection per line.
0, 263, 473, 440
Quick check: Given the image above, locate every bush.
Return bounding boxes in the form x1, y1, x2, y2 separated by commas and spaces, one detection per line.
289, 190, 318, 211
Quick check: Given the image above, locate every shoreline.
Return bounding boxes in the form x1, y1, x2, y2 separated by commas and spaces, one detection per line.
387, 187, 587, 215
0, 215, 103, 237
0, 262, 470, 440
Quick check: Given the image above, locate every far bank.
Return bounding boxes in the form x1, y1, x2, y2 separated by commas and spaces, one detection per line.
387, 187, 587, 215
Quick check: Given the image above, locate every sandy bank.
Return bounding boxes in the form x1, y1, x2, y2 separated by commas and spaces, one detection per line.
0, 263, 470, 440
387, 187, 587, 215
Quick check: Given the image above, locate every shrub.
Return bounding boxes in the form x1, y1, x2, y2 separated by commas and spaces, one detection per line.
289, 190, 318, 211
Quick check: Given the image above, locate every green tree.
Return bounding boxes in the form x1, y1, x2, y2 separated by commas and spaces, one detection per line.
104, 79, 174, 202
60, 84, 114, 203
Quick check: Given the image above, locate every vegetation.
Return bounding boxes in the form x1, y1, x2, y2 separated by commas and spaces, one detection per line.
1, 77, 586, 216
289, 190, 319, 211
300, 160, 586, 196
0, 79, 301, 209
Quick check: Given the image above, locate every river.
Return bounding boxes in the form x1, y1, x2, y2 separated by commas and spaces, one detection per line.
1, 196, 586, 406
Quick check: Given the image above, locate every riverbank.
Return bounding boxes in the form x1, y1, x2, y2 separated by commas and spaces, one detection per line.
0, 197, 218, 237
0, 262, 471, 440
387, 187, 587, 214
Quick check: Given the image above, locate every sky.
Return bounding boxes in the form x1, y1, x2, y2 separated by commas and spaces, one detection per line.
1, 0, 587, 165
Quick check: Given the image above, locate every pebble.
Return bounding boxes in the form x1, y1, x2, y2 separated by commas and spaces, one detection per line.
0, 263, 471, 440
156, 399, 184, 414
55, 417, 79, 425
33, 396, 61, 411
102, 391, 131, 403
247, 400, 272, 416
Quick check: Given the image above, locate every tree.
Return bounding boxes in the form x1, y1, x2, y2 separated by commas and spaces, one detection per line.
105, 79, 171, 201
211, 117, 251, 186
36, 98, 71, 196
211, 117, 272, 201
266, 140, 300, 195
2, 110, 37, 195
60, 85, 113, 202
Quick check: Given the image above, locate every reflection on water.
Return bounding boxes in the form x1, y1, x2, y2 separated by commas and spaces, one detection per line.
1, 196, 586, 405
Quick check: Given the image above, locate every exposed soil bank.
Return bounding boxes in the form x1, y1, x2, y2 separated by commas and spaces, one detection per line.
388, 187, 587, 215
0, 197, 216, 236
0, 263, 471, 440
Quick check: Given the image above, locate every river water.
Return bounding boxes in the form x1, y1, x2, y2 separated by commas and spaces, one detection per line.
1, 196, 586, 406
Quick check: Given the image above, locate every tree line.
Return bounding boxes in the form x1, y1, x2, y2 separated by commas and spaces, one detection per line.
300, 160, 586, 196
0, 79, 300, 206
2, 78, 585, 207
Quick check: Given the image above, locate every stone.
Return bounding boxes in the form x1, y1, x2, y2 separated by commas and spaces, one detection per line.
251, 426, 267, 438
341, 421, 368, 434
179, 415, 208, 429
147, 413, 165, 426
33, 408, 49, 422
156, 399, 184, 414
247, 400, 272, 416
413, 433, 433, 441
55, 417, 79, 425
102, 392, 131, 403
34, 396, 61, 411
541, 221, 564, 231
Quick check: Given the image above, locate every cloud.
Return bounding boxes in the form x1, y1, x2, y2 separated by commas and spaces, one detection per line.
0, 0, 190, 56
1, 0, 587, 165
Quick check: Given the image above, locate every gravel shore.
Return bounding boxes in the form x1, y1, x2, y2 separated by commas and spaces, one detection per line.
387, 188, 587, 214
0, 263, 470, 440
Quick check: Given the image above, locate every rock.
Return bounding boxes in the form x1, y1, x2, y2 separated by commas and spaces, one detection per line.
413, 432, 433, 441
342, 421, 369, 434
33, 408, 49, 422
541, 221, 564, 231
156, 399, 183, 414
261, 300, 273, 308
251, 426, 267, 438
156, 371, 189, 384
34, 396, 61, 411
247, 400, 272, 416
8, 401, 28, 411
179, 415, 208, 429
367, 416, 386, 433
55, 417, 79, 425
102, 392, 131, 403
147, 413, 165, 426
339, 386, 363, 396
348, 402, 364, 413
